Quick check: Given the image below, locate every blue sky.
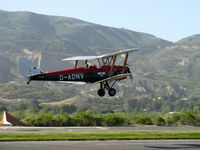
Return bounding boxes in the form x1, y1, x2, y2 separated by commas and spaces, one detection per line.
1, 0, 200, 42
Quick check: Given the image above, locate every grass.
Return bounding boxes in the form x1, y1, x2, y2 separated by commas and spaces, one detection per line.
0, 130, 200, 141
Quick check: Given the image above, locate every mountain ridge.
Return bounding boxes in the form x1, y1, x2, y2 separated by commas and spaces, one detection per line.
0, 10, 200, 112
0, 10, 172, 80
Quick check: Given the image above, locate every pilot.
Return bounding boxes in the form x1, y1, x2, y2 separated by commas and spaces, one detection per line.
84, 63, 91, 69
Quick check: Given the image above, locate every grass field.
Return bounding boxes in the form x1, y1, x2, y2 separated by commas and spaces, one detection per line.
0, 130, 200, 141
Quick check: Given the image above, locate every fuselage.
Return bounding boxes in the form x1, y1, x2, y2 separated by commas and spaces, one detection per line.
30, 65, 130, 83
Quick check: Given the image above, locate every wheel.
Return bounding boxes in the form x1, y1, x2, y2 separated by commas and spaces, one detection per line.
108, 88, 116, 96
98, 89, 105, 97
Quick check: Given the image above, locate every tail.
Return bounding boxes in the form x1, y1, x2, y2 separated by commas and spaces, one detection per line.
19, 57, 42, 77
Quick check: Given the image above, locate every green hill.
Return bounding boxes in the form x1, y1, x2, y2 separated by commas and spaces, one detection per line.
0, 10, 200, 113
176, 34, 200, 46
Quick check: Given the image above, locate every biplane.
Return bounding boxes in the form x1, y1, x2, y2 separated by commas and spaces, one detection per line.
19, 48, 138, 96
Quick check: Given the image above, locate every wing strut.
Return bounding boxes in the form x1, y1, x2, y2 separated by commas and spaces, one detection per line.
109, 55, 117, 76
74, 60, 78, 68
122, 53, 129, 73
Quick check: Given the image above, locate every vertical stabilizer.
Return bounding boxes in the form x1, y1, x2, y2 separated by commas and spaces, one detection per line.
19, 57, 41, 77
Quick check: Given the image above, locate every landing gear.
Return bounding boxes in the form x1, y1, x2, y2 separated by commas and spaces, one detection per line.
98, 81, 117, 97
98, 89, 105, 97
27, 79, 31, 84
108, 88, 116, 96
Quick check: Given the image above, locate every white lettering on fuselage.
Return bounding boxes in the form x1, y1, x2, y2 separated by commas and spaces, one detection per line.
98, 72, 106, 77
59, 74, 84, 81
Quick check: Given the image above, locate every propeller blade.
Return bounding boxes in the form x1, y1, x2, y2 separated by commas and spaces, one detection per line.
126, 64, 131, 67
129, 74, 133, 82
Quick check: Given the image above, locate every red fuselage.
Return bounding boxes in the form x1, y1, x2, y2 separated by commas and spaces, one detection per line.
30, 65, 130, 83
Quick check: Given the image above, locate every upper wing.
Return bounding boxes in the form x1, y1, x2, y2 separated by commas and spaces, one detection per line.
62, 56, 101, 61
62, 48, 138, 61
100, 48, 138, 59
94, 73, 132, 83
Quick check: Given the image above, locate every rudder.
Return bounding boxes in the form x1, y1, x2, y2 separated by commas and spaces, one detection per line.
19, 57, 42, 77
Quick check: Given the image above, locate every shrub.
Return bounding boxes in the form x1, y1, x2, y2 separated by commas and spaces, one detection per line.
70, 112, 97, 126
179, 112, 197, 126
134, 115, 153, 125
153, 116, 165, 126
24, 112, 54, 126
53, 113, 71, 126
103, 114, 126, 126
167, 114, 181, 125
0, 106, 7, 111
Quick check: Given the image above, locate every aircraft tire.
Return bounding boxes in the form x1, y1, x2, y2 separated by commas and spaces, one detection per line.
108, 88, 116, 96
98, 89, 105, 97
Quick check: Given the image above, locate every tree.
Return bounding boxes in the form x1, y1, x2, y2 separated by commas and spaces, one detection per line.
134, 115, 153, 125
27, 100, 41, 110
180, 111, 197, 126
53, 113, 71, 126
71, 112, 96, 126
153, 116, 165, 126
0, 105, 7, 111
103, 114, 126, 126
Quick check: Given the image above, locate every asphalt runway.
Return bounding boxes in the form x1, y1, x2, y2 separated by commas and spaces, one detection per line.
1, 126, 200, 150
0, 126, 200, 132
0, 140, 200, 150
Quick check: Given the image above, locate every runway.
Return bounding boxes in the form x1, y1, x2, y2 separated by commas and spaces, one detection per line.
1, 126, 200, 149
0, 126, 200, 132
0, 140, 200, 150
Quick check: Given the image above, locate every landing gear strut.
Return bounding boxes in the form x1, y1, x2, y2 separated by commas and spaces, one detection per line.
27, 79, 31, 84
97, 81, 117, 97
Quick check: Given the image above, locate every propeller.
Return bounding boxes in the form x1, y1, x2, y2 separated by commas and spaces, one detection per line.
126, 63, 131, 67
126, 65, 134, 82
129, 74, 133, 81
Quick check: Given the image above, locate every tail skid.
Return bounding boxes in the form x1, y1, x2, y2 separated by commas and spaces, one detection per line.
19, 57, 42, 77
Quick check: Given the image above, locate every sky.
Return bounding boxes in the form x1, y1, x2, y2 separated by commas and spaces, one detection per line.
1, 0, 200, 42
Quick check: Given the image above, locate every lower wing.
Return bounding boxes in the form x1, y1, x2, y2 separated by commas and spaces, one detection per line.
58, 81, 86, 85
94, 73, 132, 83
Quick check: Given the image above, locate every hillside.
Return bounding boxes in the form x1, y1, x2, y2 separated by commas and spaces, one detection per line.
0, 10, 171, 81
0, 10, 200, 113
176, 34, 200, 46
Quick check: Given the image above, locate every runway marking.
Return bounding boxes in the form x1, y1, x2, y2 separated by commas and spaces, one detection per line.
2, 125, 12, 130
96, 127, 108, 130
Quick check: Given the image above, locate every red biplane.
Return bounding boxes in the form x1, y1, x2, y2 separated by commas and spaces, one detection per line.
19, 48, 138, 96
